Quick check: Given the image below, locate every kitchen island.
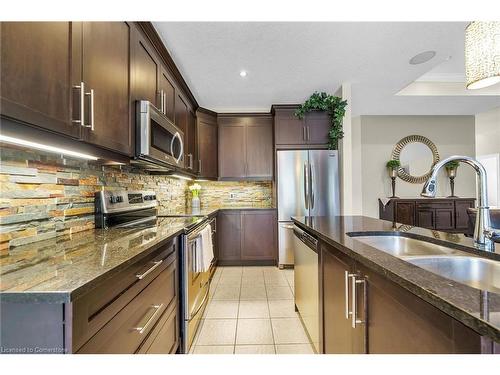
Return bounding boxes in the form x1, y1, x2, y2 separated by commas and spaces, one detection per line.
292, 215, 499, 353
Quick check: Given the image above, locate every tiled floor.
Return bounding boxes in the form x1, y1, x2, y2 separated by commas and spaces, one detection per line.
190, 266, 315, 355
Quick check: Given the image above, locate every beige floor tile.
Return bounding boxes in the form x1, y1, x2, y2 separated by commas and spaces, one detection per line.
275, 344, 314, 354
218, 274, 242, 285
196, 319, 237, 345
204, 300, 239, 319
191, 319, 205, 346
193, 345, 235, 354
264, 274, 289, 286
266, 285, 294, 300
238, 300, 270, 319
268, 299, 299, 318
212, 284, 241, 300
236, 319, 274, 345
222, 266, 242, 275
242, 266, 264, 275
241, 275, 265, 285
271, 318, 310, 344
240, 285, 267, 300
235, 345, 276, 354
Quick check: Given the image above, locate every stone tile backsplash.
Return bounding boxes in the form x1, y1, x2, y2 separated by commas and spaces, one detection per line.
0, 146, 273, 251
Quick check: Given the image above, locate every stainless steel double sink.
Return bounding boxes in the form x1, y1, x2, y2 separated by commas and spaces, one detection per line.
351, 235, 500, 294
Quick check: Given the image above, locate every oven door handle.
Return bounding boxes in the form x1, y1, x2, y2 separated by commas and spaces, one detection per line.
187, 281, 210, 322
170, 131, 184, 164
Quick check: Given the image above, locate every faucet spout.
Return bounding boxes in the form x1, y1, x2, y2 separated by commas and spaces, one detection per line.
421, 155, 497, 252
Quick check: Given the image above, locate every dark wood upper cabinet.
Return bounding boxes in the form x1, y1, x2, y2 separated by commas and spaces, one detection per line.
218, 117, 247, 179
274, 107, 306, 146
185, 109, 198, 173
131, 25, 160, 108
305, 111, 330, 145
81, 22, 132, 155
273, 106, 329, 147
159, 67, 176, 122
218, 115, 273, 180
0, 22, 81, 138
196, 109, 218, 179
241, 210, 276, 261
245, 117, 273, 179
217, 211, 242, 262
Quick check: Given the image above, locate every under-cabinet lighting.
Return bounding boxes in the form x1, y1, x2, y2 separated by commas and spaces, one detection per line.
194, 179, 209, 182
170, 174, 193, 181
239, 70, 247, 77
0, 134, 98, 160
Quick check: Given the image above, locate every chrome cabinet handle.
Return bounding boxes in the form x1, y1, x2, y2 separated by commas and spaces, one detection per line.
188, 282, 210, 321
345, 271, 354, 319
303, 126, 307, 141
351, 275, 366, 328
188, 153, 193, 170
303, 162, 309, 210
72, 81, 85, 126
198, 159, 202, 174
162, 91, 166, 114
83, 88, 95, 131
281, 224, 295, 230
307, 126, 310, 141
134, 303, 164, 334
136, 260, 163, 280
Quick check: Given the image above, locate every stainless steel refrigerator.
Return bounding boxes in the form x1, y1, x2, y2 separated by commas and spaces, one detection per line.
277, 149, 340, 267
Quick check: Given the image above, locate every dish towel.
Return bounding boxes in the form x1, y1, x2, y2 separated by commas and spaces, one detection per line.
198, 224, 214, 272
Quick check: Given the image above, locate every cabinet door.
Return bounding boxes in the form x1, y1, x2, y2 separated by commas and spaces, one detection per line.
245, 117, 273, 179
217, 211, 241, 261
218, 118, 246, 179
395, 201, 415, 225
435, 209, 454, 230
197, 111, 218, 179
0, 22, 81, 138
455, 200, 475, 230
322, 244, 355, 353
185, 109, 198, 172
416, 209, 435, 229
274, 108, 306, 145
159, 67, 176, 122
82, 22, 132, 155
138, 306, 179, 354
241, 211, 276, 260
305, 111, 330, 145
357, 263, 482, 354
131, 25, 160, 108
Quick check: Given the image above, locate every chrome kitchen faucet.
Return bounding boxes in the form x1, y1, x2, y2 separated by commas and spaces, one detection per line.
421, 155, 499, 252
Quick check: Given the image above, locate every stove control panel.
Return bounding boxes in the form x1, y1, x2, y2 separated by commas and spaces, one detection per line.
95, 190, 158, 214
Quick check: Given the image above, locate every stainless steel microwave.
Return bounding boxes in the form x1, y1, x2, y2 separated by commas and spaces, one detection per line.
135, 100, 184, 170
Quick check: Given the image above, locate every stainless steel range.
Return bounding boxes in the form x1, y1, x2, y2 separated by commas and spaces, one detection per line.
94, 190, 216, 354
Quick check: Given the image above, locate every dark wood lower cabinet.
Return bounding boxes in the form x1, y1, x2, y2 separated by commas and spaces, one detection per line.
380, 198, 475, 232
320, 240, 489, 354
0, 238, 180, 354
217, 210, 277, 265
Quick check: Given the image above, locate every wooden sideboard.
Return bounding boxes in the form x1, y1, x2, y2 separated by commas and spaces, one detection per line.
379, 198, 475, 233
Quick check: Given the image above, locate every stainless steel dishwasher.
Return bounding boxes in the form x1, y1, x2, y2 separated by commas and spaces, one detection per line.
293, 224, 319, 353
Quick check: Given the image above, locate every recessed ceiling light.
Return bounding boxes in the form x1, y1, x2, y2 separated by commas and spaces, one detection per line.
409, 51, 436, 65
239, 70, 247, 77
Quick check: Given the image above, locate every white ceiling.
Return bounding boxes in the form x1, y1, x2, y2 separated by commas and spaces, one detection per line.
153, 22, 500, 116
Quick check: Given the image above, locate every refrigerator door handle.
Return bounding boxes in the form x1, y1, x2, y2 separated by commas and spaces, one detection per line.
303, 162, 309, 210
309, 162, 315, 210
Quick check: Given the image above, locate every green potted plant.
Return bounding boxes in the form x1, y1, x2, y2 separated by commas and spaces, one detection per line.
294, 92, 348, 150
386, 160, 401, 198
445, 160, 460, 197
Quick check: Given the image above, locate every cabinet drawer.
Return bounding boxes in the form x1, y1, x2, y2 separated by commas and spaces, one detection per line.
73, 239, 177, 351
416, 201, 453, 210
77, 258, 178, 353
137, 303, 179, 354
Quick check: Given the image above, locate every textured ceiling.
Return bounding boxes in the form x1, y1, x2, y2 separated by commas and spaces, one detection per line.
154, 22, 500, 115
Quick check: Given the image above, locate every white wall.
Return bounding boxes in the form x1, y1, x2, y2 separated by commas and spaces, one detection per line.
355, 115, 477, 218
475, 107, 500, 207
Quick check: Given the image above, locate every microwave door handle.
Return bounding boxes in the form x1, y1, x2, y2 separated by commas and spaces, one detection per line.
170, 131, 184, 164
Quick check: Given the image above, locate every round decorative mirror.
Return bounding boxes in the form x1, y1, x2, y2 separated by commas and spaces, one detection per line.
391, 135, 440, 184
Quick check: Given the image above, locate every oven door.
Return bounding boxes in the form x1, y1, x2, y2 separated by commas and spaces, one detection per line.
136, 101, 185, 168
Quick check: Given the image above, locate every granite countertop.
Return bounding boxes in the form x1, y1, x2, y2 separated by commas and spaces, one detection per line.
158, 204, 276, 217
292, 215, 500, 342
0, 217, 201, 303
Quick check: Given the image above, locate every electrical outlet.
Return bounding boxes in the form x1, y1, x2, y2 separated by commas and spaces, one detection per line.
229, 193, 236, 199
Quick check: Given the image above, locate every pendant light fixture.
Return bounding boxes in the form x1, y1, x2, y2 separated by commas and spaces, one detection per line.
465, 21, 500, 90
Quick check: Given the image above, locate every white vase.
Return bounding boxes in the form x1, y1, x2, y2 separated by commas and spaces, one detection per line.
192, 196, 200, 209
